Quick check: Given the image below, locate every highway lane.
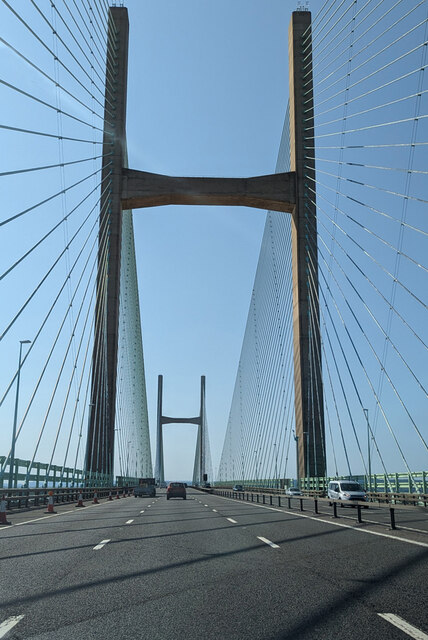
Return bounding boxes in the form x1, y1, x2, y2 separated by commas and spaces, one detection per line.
0, 489, 427, 639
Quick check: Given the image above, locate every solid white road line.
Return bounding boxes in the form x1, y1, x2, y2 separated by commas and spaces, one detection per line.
257, 536, 280, 549
0, 615, 25, 638
93, 539, 111, 550
125, 519, 134, 524
378, 614, 428, 639
227, 518, 238, 524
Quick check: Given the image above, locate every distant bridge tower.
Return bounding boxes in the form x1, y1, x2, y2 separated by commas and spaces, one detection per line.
155, 375, 207, 485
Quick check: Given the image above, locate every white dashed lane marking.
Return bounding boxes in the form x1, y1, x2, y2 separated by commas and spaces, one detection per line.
257, 536, 280, 549
126, 520, 134, 524
212, 509, 217, 512
93, 539, 110, 550
140, 510, 145, 513
378, 614, 428, 639
227, 518, 237, 524
0, 616, 25, 638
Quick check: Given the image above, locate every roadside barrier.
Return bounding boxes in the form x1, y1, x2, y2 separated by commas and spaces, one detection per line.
0, 496, 11, 525
45, 491, 57, 514
215, 489, 420, 532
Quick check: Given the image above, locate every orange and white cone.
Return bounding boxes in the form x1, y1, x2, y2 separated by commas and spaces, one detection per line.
45, 492, 57, 514
76, 492, 85, 507
116, 490, 120, 499
108, 491, 113, 501
93, 492, 99, 504
0, 496, 11, 526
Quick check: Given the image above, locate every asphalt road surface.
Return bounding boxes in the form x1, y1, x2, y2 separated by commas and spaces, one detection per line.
0, 488, 427, 639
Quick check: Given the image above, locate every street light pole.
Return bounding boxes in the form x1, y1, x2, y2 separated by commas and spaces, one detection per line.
364, 408, 372, 492
294, 432, 299, 489
273, 443, 278, 489
303, 431, 309, 491
9, 340, 31, 489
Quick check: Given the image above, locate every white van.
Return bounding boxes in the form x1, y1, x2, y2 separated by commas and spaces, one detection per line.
328, 480, 367, 505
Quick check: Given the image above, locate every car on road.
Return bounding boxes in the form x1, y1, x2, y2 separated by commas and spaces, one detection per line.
327, 480, 367, 506
286, 486, 302, 496
232, 484, 244, 492
166, 482, 186, 500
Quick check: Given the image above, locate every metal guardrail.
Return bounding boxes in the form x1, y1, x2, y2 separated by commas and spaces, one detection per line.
1, 486, 124, 510
215, 488, 427, 531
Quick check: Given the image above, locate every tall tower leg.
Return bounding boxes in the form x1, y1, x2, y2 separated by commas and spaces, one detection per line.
289, 11, 325, 482
86, 8, 129, 482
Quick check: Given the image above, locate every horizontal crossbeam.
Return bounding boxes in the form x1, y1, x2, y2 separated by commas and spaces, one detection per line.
121, 169, 296, 213
161, 416, 201, 425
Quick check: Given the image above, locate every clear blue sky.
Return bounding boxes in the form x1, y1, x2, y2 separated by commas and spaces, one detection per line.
124, 0, 324, 480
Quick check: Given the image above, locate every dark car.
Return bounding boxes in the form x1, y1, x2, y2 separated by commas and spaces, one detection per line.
166, 482, 186, 500
233, 484, 243, 492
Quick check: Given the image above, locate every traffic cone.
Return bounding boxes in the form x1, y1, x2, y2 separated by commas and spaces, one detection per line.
45, 491, 57, 514
116, 490, 120, 499
108, 491, 113, 501
76, 492, 85, 507
0, 496, 11, 526
93, 492, 99, 504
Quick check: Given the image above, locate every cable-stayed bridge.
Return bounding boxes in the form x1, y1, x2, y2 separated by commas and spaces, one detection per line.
0, 0, 426, 498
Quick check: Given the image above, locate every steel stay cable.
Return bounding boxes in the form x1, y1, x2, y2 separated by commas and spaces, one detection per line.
306, 28, 428, 102
59, 301, 97, 482
68, 0, 114, 66
307, 88, 428, 130
0, 123, 104, 146
1, 164, 107, 227
302, 0, 351, 51
0, 153, 106, 178
31, 0, 109, 101
310, 164, 428, 211
1, 0, 108, 113
0, 36, 107, 122
304, 0, 408, 79
47, 0, 110, 92
306, 114, 428, 146
0, 179, 104, 281
61, 0, 116, 94
306, 171, 427, 238
0, 206, 109, 477
305, 181, 428, 311
316, 256, 421, 491
303, 0, 382, 73
309, 216, 428, 444
0, 188, 109, 410
0, 170, 110, 341
306, 1, 423, 88
45, 257, 100, 480
307, 193, 427, 350
0, 78, 104, 133
305, 58, 427, 112
306, 155, 428, 178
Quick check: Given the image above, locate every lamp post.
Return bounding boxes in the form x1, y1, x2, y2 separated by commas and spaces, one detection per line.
8, 340, 31, 489
294, 432, 299, 489
126, 441, 131, 479
364, 408, 372, 492
303, 431, 309, 491
273, 443, 278, 489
